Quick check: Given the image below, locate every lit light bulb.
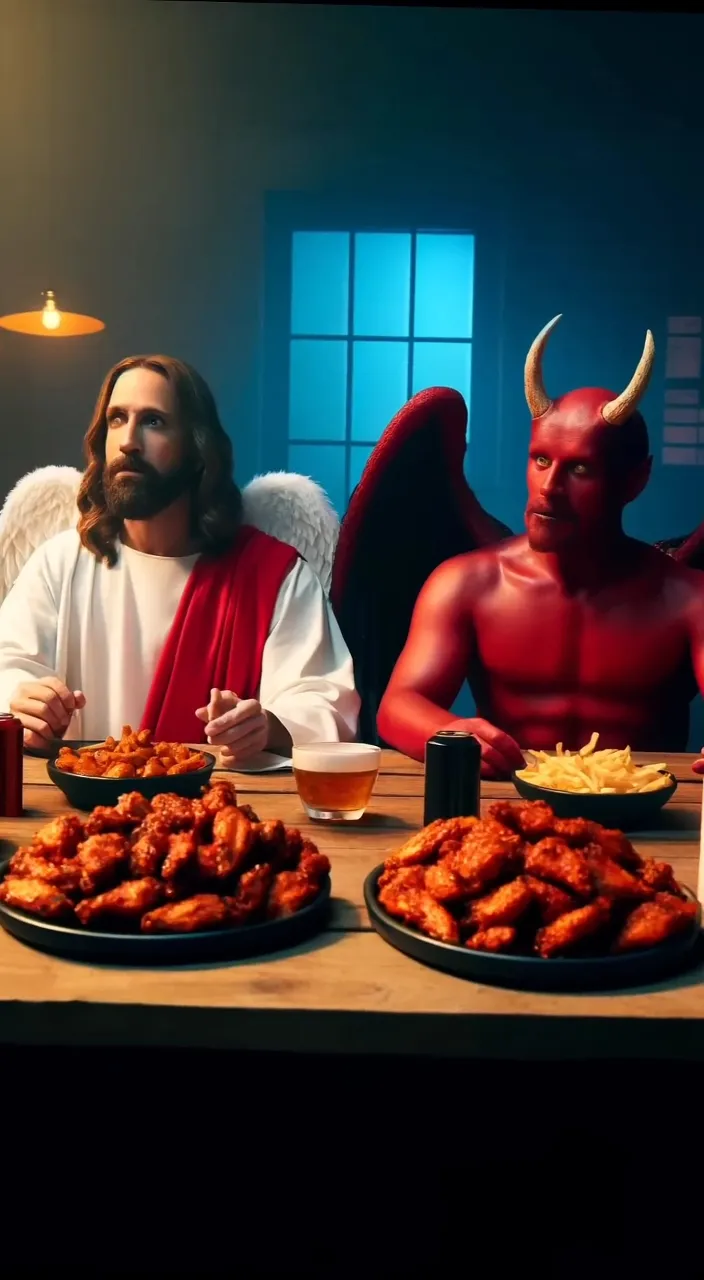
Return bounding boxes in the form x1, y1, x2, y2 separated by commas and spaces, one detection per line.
41, 290, 61, 331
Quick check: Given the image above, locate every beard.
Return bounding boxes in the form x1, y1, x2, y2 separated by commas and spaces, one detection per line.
103, 458, 195, 521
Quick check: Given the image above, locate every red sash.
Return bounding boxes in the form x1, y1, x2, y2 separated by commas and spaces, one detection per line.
140, 525, 299, 742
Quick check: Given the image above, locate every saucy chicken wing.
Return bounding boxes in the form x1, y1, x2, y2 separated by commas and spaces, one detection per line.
523, 838, 593, 899
0, 876, 75, 920
535, 899, 612, 959
75, 834, 130, 895
613, 894, 698, 953
75, 877, 164, 927
142, 893, 232, 933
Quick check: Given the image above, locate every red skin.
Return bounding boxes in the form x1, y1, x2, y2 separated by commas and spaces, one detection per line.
378, 389, 704, 777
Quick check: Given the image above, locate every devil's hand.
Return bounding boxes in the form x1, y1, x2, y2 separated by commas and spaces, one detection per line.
453, 717, 525, 779
692, 753, 704, 776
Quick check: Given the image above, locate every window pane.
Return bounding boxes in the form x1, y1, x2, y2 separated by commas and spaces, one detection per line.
291, 232, 350, 336
289, 339, 347, 441
351, 341, 408, 442
414, 233, 474, 339
412, 342, 473, 428
349, 443, 375, 497
288, 443, 347, 516
353, 233, 411, 337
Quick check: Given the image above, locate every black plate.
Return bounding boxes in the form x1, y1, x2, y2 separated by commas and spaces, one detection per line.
364, 864, 701, 992
0, 854, 331, 965
511, 770, 678, 831
46, 740, 216, 810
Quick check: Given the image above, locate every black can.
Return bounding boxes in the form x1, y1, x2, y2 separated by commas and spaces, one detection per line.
0, 713, 24, 818
423, 730, 481, 825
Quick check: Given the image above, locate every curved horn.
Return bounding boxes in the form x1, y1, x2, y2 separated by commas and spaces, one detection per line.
602, 331, 655, 426
524, 314, 562, 419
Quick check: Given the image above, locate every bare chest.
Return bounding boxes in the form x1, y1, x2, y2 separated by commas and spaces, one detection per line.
472, 580, 691, 697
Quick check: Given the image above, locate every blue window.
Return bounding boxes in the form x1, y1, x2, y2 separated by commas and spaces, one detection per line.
286, 229, 475, 514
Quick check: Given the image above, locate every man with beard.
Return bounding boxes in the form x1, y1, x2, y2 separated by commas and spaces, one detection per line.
377, 316, 704, 775
0, 355, 359, 763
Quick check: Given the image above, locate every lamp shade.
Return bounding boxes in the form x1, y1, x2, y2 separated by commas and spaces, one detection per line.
0, 291, 105, 338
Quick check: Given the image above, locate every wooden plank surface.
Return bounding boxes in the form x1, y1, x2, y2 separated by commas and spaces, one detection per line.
1, 749, 703, 1058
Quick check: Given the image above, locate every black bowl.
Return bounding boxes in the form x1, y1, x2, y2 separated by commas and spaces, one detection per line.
46, 740, 216, 810
511, 770, 677, 831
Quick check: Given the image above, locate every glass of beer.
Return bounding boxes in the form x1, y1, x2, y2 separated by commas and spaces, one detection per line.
292, 743, 381, 822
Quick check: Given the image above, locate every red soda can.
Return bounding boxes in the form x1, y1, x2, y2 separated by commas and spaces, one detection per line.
0, 714, 24, 818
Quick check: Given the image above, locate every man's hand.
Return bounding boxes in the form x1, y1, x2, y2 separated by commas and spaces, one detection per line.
453, 716, 525, 779
195, 690, 269, 767
9, 678, 86, 751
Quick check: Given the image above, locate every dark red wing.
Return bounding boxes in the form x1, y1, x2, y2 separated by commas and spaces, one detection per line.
330, 387, 512, 743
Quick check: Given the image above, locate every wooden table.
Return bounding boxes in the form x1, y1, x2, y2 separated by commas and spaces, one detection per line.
0, 749, 703, 1060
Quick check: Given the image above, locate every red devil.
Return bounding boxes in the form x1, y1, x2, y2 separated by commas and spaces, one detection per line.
374, 317, 704, 775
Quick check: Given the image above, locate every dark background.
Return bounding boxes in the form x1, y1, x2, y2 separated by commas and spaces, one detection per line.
1, 1, 702, 538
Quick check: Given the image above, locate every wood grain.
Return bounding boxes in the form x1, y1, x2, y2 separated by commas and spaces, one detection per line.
2, 749, 703, 1057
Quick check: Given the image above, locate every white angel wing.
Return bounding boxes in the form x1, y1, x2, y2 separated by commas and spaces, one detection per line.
242, 471, 339, 594
0, 465, 82, 604
0, 465, 340, 605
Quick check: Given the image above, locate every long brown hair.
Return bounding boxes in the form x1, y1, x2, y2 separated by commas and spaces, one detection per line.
76, 355, 243, 565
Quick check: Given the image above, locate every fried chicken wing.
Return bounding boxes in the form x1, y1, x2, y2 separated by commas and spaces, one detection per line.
389, 817, 479, 866
552, 817, 598, 846
83, 803, 141, 836
141, 893, 232, 933
212, 805, 254, 866
424, 858, 467, 903
75, 834, 130, 894
613, 895, 698, 953
639, 858, 680, 895
200, 781, 239, 814
150, 794, 198, 831
521, 875, 575, 925
512, 802, 556, 841
377, 867, 459, 943
0, 876, 75, 920
449, 840, 517, 898
595, 828, 642, 870
129, 821, 171, 877
585, 845, 652, 901
524, 838, 593, 898
466, 926, 517, 953
267, 870, 323, 919
297, 846, 331, 882
535, 899, 611, 958
161, 830, 198, 881
30, 814, 84, 860
227, 864, 273, 924
8, 849, 81, 894
467, 879, 534, 931
197, 840, 241, 881
75, 877, 164, 927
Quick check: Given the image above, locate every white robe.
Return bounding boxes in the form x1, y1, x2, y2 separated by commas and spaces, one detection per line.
0, 529, 360, 745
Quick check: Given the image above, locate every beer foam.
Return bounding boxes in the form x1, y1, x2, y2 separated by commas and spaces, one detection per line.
292, 743, 381, 774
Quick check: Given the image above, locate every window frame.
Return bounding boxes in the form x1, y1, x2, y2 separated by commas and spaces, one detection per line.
261, 190, 506, 499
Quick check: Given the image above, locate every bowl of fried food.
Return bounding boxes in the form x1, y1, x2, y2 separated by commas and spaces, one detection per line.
0, 781, 331, 963
364, 799, 700, 991
47, 726, 216, 810
511, 733, 676, 830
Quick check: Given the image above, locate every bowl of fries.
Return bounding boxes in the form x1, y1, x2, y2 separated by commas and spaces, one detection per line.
512, 733, 677, 830
47, 728, 216, 810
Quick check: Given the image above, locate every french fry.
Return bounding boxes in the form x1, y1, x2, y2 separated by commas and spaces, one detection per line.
515, 732, 671, 795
